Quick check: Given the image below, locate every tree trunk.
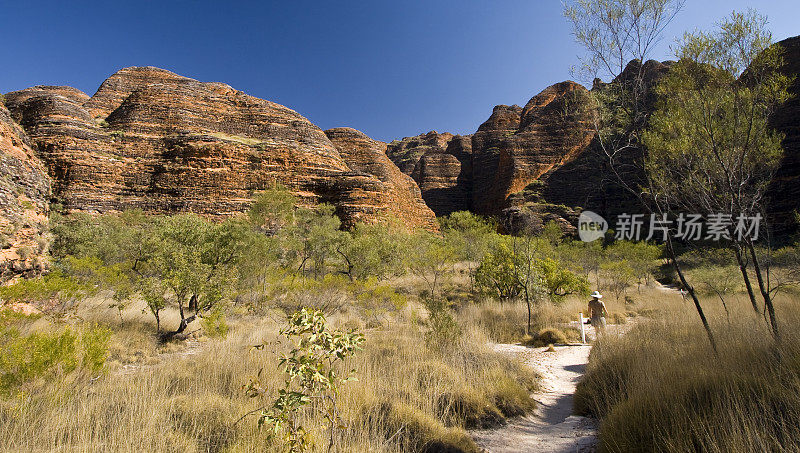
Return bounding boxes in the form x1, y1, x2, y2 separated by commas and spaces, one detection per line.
160, 314, 197, 342
734, 245, 760, 313
747, 241, 780, 340
665, 236, 718, 354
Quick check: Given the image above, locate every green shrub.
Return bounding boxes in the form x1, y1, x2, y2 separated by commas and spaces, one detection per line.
0, 321, 111, 395
80, 324, 112, 372
0, 328, 77, 394
200, 307, 229, 338
0, 271, 94, 305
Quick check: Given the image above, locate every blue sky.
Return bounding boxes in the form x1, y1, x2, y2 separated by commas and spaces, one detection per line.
2, 1, 798, 141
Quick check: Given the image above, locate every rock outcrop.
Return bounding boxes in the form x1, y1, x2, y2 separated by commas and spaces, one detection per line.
767, 36, 800, 234
5, 67, 437, 231
387, 82, 597, 229
324, 127, 438, 230
3, 36, 800, 253
0, 103, 50, 281
386, 131, 473, 217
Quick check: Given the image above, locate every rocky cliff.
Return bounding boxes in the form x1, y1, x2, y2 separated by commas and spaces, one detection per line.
386, 81, 597, 230
4, 67, 437, 233
324, 127, 439, 230
0, 103, 50, 281
2, 34, 800, 273
767, 36, 800, 234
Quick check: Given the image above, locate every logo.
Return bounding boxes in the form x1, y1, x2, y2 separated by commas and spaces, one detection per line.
578, 210, 608, 242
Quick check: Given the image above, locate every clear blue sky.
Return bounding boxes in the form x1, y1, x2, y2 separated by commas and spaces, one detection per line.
2, 1, 797, 142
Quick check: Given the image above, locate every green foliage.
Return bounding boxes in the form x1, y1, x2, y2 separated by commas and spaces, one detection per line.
51, 212, 250, 333
442, 211, 497, 290
80, 324, 112, 372
605, 241, 662, 289
0, 321, 110, 395
352, 277, 407, 326
541, 221, 564, 246
284, 204, 346, 278
0, 271, 94, 306
339, 221, 406, 281
475, 239, 521, 303
0, 328, 77, 394
691, 265, 741, 300
600, 260, 636, 301
536, 257, 590, 302
643, 10, 791, 219
248, 184, 297, 233
475, 237, 588, 304
200, 306, 229, 338
406, 232, 457, 299
246, 308, 364, 453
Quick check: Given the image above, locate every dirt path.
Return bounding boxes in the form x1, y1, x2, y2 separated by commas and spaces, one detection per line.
472, 342, 597, 452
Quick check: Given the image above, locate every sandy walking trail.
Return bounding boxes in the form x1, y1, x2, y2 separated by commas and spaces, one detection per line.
471, 342, 598, 453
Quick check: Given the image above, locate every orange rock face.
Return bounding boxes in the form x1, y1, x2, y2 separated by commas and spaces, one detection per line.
324, 128, 438, 230
387, 82, 597, 217
4, 67, 437, 231
387, 131, 472, 217
0, 103, 50, 281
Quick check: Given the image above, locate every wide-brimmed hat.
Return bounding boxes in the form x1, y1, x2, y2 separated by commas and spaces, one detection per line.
590, 291, 603, 299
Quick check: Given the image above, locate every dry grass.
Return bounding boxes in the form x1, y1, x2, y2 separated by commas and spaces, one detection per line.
0, 303, 537, 452
575, 292, 800, 452
456, 286, 668, 345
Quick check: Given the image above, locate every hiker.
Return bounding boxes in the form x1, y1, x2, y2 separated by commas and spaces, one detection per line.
588, 291, 608, 331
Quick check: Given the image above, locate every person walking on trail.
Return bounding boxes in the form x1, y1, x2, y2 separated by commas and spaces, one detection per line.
588, 291, 608, 331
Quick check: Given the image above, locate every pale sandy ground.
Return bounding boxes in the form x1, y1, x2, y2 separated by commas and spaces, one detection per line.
471, 320, 636, 453
471, 342, 598, 453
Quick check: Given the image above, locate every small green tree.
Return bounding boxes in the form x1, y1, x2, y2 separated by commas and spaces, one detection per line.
557, 240, 605, 286
406, 232, 457, 300
600, 260, 636, 302
440, 211, 496, 290
248, 184, 297, 234
245, 308, 364, 453
541, 221, 564, 246
536, 257, 591, 303
283, 204, 346, 279
643, 10, 792, 338
337, 220, 406, 282
605, 241, 662, 291
475, 240, 522, 305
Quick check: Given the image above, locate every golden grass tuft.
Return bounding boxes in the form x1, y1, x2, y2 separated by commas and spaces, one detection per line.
575, 294, 800, 452
0, 305, 536, 452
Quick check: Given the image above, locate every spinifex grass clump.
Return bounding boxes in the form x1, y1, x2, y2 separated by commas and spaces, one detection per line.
575, 315, 800, 452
